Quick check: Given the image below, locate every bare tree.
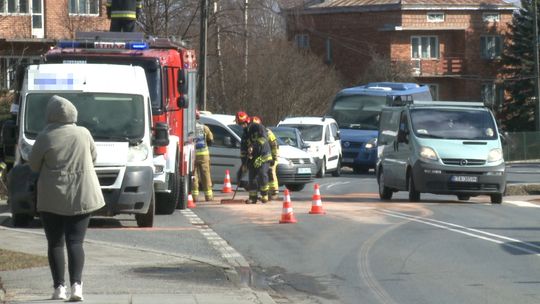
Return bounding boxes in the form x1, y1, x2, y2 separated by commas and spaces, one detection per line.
140, 0, 344, 124
206, 37, 342, 125
141, 0, 199, 41
355, 51, 416, 85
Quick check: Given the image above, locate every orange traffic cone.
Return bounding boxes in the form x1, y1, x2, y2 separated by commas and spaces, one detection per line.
222, 170, 233, 193
187, 193, 196, 208
279, 189, 297, 224
309, 184, 325, 214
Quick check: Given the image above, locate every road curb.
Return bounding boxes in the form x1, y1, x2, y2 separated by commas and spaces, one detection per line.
506, 183, 540, 196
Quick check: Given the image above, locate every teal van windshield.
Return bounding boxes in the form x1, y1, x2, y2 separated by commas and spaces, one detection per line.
410, 108, 497, 140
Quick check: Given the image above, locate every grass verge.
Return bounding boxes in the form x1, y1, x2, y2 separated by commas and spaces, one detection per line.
0, 249, 48, 271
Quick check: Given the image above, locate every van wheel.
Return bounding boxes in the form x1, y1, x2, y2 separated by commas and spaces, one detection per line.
331, 158, 342, 177
316, 159, 326, 178
408, 173, 420, 202
156, 172, 179, 214
12, 213, 33, 227
378, 170, 393, 200
490, 193, 503, 204
136, 192, 155, 228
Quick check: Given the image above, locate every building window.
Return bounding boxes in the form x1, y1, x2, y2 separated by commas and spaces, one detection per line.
294, 34, 309, 49
482, 12, 500, 22
325, 38, 332, 64
427, 12, 444, 22
0, 0, 29, 14
69, 0, 99, 15
480, 36, 502, 59
481, 82, 503, 109
411, 36, 439, 59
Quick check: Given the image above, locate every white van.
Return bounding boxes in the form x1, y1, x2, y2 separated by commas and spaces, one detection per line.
278, 117, 342, 177
5, 63, 166, 227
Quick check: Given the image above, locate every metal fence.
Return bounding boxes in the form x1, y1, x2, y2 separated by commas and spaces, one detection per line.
503, 131, 540, 162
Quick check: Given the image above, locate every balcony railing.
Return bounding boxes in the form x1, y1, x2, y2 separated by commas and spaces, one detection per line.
396, 57, 464, 77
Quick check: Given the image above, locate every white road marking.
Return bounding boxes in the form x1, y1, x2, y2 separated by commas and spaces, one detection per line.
504, 200, 540, 208
379, 209, 540, 256
180, 209, 249, 267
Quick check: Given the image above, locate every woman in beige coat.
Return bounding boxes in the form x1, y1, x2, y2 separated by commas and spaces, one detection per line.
29, 95, 105, 301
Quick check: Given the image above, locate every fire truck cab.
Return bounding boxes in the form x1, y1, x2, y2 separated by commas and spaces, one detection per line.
44, 32, 198, 213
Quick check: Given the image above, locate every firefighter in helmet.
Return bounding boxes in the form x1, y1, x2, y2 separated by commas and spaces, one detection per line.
192, 110, 214, 201
106, 0, 142, 32
251, 116, 279, 200
245, 121, 272, 203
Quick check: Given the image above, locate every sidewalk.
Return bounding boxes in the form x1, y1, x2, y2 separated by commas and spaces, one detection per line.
0, 195, 276, 304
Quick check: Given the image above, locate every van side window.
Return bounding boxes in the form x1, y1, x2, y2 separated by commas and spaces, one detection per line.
206, 124, 237, 148
399, 112, 409, 132
325, 125, 332, 142
379, 110, 400, 144
330, 123, 339, 138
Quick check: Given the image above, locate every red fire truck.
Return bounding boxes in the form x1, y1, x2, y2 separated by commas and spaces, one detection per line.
45, 31, 198, 213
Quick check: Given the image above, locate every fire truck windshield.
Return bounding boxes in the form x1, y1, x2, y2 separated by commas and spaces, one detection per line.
24, 93, 145, 141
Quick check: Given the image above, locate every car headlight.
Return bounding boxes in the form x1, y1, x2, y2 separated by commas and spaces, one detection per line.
488, 148, 503, 162
365, 137, 377, 149
419, 146, 438, 161
128, 144, 149, 162
19, 139, 33, 161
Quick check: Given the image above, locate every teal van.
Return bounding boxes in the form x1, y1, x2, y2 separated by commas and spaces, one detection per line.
376, 101, 506, 204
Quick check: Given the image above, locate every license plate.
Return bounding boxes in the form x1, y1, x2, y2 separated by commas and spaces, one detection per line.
343, 158, 353, 163
297, 167, 311, 174
451, 176, 478, 183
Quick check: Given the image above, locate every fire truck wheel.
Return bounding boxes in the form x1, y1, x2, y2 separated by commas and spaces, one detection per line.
136, 192, 155, 228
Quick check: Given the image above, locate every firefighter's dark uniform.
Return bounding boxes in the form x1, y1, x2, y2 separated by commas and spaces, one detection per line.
246, 123, 272, 203
267, 128, 279, 199
106, 0, 142, 32
192, 121, 214, 201
235, 111, 250, 184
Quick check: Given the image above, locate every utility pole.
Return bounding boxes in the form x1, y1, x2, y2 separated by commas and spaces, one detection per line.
242, 0, 249, 108
198, 0, 208, 111
534, 0, 540, 130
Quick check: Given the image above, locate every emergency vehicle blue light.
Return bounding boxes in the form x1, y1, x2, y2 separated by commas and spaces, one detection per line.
127, 42, 148, 50
58, 41, 82, 48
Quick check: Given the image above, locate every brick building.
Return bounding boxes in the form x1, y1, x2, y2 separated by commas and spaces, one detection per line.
0, 0, 109, 90
284, 0, 517, 104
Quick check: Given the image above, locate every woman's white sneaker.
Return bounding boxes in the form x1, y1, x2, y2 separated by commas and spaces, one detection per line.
51, 285, 67, 300
70, 282, 84, 301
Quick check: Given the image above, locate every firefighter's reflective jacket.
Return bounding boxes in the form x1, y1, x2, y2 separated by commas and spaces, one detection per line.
267, 128, 279, 161
106, 0, 142, 20
195, 122, 213, 156
247, 123, 272, 168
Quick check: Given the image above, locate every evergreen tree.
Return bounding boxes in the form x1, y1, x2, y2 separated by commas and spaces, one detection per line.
501, 0, 537, 131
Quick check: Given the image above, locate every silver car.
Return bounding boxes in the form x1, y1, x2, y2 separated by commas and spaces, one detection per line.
199, 114, 315, 191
